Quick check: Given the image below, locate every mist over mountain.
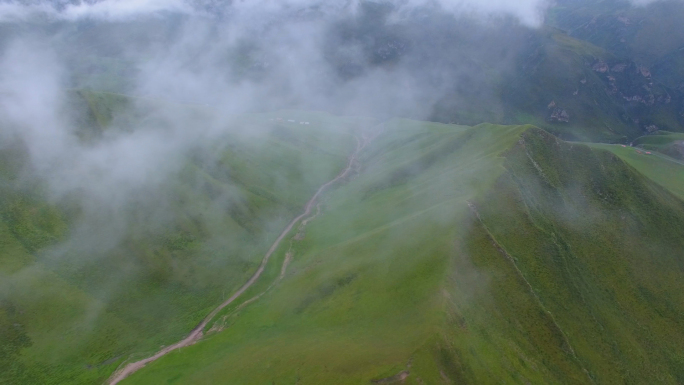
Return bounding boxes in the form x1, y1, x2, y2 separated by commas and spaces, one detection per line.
2, 1, 684, 384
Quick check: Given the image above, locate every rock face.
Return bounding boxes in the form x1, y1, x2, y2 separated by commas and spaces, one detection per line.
645, 124, 659, 133
624, 95, 644, 103
617, 16, 631, 25
612, 63, 628, 73
593, 61, 609, 73
607, 75, 618, 94
638, 65, 652, 78
547, 101, 570, 123
589, 60, 663, 107
549, 107, 570, 123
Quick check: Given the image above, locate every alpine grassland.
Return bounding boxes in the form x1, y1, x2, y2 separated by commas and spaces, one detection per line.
117, 122, 684, 384
0, 92, 362, 384
3, 92, 684, 384
5, 1, 684, 383
632, 131, 684, 161
589, 140, 684, 200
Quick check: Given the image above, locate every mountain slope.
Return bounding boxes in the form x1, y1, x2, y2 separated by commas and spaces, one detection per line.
471, 128, 684, 383
3, 90, 684, 384
117, 122, 684, 384
0, 93, 362, 384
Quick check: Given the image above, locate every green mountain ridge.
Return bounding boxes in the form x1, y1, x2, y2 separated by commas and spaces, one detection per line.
4, 89, 683, 383
5, 0, 684, 375
116, 120, 684, 384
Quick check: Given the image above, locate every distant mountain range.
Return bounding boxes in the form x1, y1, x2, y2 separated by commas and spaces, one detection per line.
2, 0, 683, 142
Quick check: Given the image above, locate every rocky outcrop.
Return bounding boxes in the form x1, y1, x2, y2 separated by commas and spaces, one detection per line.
593, 61, 609, 73
658, 93, 672, 104
547, 100, 569, 123
617, 16, 631, 25
607, 75, 618, 94
644, 124, 659, 133
638, 65, 652, 78
611, 63, 628, 73
591, 60, 661, 106
550, 107, 570, 123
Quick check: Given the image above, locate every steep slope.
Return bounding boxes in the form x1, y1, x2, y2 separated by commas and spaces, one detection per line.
469, 129, 684, 383
501, 28, 684, 142
4, 90, 684, 384
120, 122, 684, 384
551, 0, 684, 90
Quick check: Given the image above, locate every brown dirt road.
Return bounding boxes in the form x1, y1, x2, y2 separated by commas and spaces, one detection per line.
107, 133, 371, 385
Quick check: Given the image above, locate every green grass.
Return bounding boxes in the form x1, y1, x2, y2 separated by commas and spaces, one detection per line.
632, 131, 684, 160
0, 93, 362, 384
634, 131, 684, 146
588, 142, 684, 200
478, 130, 684, 383
122, 121, 525, 384
122, 123, 684, 384
4, 90, 684, 384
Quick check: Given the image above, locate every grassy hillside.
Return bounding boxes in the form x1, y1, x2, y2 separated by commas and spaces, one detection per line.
633, 131, 684, 161
119, 122, 684, 384
501, 27, 684, 143
4, 90, 684, 384
0, 93, 362, 384
551, 0, 684, 89
475, 129, 684, 383
588, 141, 684, 200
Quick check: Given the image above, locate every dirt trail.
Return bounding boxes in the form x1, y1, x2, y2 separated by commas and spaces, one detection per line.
107, 133, 370, 385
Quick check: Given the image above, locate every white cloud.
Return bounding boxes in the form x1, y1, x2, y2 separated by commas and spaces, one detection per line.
0, 39, 187, 209
60, 0, 191, 20
0, 0, 192, 22
0, 0, 550, 26
628, 0, 683, 5
409, 0, 549, 27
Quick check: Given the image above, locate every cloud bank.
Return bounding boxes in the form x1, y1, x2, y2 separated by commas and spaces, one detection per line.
0, 0, 550, 26
0, 0, 545, 259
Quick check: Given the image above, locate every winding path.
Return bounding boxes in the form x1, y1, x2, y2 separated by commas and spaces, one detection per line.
107, 134, 367, 385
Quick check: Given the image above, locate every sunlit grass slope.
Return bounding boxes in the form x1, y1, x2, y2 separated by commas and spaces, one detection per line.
0, 93, 362, 384
633, 131, 684, 161
124, 122, 684, 384
589, 141, 684, 200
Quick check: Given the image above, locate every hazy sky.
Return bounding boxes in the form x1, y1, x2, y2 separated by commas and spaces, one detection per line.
0, 0, 549, 25
0, 0, 674, 24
